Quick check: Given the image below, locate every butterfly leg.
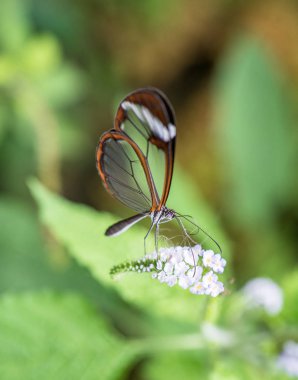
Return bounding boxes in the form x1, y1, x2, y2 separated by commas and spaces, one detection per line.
144, 220, 155, 255
154, 222, 160, 254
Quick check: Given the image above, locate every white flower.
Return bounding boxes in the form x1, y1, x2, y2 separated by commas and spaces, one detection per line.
174, 245, 182, 251
205, 281, 224, 297
211, 254, 226, 273
284, 341, 298, 358
170, 248, 183, 264
203, 250, 214, 268
164, 262, 174, 275
156, 260, 163, 271
190, 282, 206, 295
157, 271, 167, 283
187, 266, 203, 285
160, 249, 170, 262
202, 271, 218, 289
178, 274, 192, 289
242, 277, 283, 315
277, 341, 298, 377
183, 248, 198, 266
174, 261, 189, 276
165, 275, 177, 287
151, 252, 158, 260
193, 244, 203, 256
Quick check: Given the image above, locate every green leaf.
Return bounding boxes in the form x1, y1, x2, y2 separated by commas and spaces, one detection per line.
143, 352, 209, 380
279, 270, 298, 329
0, 105, 8, 143
29, 178, 228, 323
0, 115, 37, 197
0, 0, 30, 52
0, 196, 49, 292
28, 178, 145, 280
214, 36, 295, 227
0, 292, 137, 380
0, 196, 128, 315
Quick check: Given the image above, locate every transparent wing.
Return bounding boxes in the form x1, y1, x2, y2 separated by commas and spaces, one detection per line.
96, 131, 153, 212
114, 88, 176, 208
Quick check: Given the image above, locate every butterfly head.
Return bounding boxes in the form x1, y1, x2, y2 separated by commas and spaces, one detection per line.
162, 207, 176, 221
150, 206, 176, 225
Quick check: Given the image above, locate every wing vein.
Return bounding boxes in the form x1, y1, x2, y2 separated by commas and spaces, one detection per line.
126, 114, 150, 139
104, 151, 133, 177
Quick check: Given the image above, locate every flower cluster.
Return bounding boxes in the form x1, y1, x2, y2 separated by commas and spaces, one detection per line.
277, 341, 298, 378
242, 277, 283, 315
150, 245, 225, 297
110, 245, 226, 297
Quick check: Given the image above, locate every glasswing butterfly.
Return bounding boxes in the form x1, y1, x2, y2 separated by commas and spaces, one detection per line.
96, 88, 220, 253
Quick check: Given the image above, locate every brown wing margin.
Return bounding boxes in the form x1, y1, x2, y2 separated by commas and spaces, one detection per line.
96, 130, 160, 211
114, 88, 176, 210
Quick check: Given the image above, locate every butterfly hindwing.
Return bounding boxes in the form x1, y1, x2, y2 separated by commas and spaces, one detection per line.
96, 131, 154, 212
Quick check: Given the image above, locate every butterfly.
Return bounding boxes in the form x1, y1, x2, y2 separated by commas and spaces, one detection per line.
96, 87, 220, 253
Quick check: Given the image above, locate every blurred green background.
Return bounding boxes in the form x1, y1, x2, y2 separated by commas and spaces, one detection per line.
0, 0, 297, 379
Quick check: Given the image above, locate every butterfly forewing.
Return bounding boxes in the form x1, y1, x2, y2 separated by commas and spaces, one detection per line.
114, 88, 176, 209
96, 88, 176, 214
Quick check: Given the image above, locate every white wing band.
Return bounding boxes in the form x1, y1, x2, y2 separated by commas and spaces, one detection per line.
121, 101, 176, 142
